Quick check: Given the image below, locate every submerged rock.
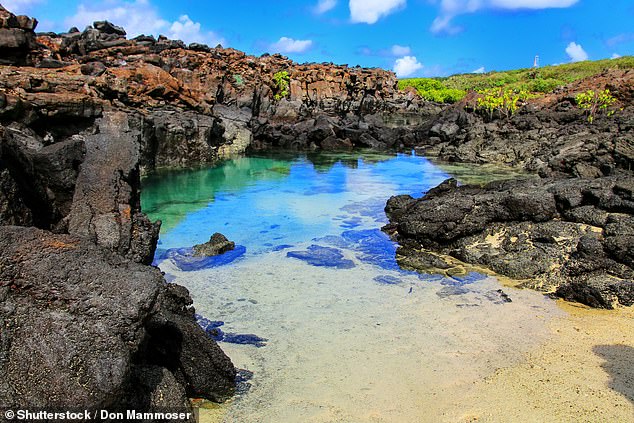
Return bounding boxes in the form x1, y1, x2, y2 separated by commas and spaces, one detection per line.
160, 245, 246, 271
196, 315, 268, 348
373, 275, 401, 285
287, 244, 355, 269
193, 232, 236, 256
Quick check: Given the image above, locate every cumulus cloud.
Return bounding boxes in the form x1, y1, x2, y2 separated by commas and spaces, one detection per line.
168, 15, 224, 46
611, 53, 621, 59
393, 55, 423, 77
565, 41, 588, 62
63, 0, 224, 46
1, 0, 42, 14
431, 0, 579, 34
314, 0, 337, 14
391, 45, 411, 56
472, 66, 485, 73
350, 0, 406, 24
270, 37, 313, 54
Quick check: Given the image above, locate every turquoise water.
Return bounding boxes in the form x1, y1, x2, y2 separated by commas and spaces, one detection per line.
143, 151, 452, 262
141, 151, 562, 422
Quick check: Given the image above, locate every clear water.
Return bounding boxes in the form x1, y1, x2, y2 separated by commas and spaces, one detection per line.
142, 151, 562, 422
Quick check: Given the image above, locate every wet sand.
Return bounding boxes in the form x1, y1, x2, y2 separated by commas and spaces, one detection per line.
439, 302, 634, 423
185, 252, 633, 422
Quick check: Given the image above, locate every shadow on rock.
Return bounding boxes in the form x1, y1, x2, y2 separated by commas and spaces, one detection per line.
593, 344, 634, 404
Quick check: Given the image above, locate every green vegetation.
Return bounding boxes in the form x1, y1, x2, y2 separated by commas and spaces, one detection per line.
397, 78, 465, 103
233, 74, 244, 86
398, 56, 634, 104
575, 89, 618, 123
476, 88, 531, 119
273, 70, 290, 100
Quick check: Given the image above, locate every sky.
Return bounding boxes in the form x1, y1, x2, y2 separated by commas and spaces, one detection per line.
3, 0, 633, 77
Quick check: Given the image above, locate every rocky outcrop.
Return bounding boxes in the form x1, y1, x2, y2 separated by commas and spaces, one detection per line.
0, 4, 436, 171
0, 5, 38, 66
0, 226, 235, 412
384, 176, 634, 309
382, 69, 634, 309
67, 111, 159, 264
0, 114, 238, 409
0, 7, 240, 408
417, 70, 634, 178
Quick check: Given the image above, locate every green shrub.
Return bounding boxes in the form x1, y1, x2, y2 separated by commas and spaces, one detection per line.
476, 88, 529, 119
398, 78, 466, 103
273, 70, 290, 100
575, 89, 618, 123
529, 78, 562, 93
233, 74, 244, 86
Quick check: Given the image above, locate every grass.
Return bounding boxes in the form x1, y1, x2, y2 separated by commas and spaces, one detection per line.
398, 56, 634, 104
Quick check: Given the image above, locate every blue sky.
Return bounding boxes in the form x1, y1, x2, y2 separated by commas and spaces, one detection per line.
4, 0, 633, 77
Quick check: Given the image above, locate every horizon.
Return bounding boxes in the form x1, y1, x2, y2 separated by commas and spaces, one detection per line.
3, 0, 633, 78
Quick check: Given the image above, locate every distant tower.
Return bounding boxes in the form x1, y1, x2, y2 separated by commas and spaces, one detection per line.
533, 55, 540, 68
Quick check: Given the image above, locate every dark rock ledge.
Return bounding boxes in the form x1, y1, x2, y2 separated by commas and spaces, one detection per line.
384, 176, 634, 309
0, 226, 235, 412
383, 66, 634, 310
0, 109, 236, 412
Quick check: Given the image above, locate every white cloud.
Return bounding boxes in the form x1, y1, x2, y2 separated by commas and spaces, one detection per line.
391, 44, 411, 56
393, 55, 423, 77
565, 41, 588, 62
349, 0, 406, 24
64, 0, 167, 36
270, 37, 313, 54
1, 0, 42, 14
168, 15, 224, 46
63, 0, 224, 46
314, 0, 337, 14
472, 66, 485, 73
431, 0, 579, 34
611, 53, 621, 59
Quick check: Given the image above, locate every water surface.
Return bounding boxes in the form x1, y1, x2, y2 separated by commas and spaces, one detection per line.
142, 151, 562, 422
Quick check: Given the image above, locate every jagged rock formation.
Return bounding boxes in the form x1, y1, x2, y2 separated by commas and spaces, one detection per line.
384, 177, 634, 308
0, 5, 37, 65
0, 5, 237, 413
418, 70, 634, 178
1, 4, 434, 174
383, 63, 634, 310
193, 233, 235, 257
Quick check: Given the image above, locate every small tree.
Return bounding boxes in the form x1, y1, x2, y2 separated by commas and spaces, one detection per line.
273, 71, 290, 100
576, 89, 617, 123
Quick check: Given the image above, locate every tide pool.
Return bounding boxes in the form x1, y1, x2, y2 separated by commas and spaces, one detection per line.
142, 151, 562, 422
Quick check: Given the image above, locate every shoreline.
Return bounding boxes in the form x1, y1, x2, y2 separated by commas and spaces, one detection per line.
198, 297, 634, 423
439, 300, 634, 422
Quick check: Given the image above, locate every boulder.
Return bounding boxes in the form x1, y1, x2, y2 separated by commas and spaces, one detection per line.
0, 6, 37, 65
93, 20, 126, 36
0, 226, 236, 410
193, 233, 236, 257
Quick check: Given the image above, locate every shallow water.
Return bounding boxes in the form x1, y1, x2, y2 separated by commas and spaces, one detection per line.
142, 151, 564, 422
